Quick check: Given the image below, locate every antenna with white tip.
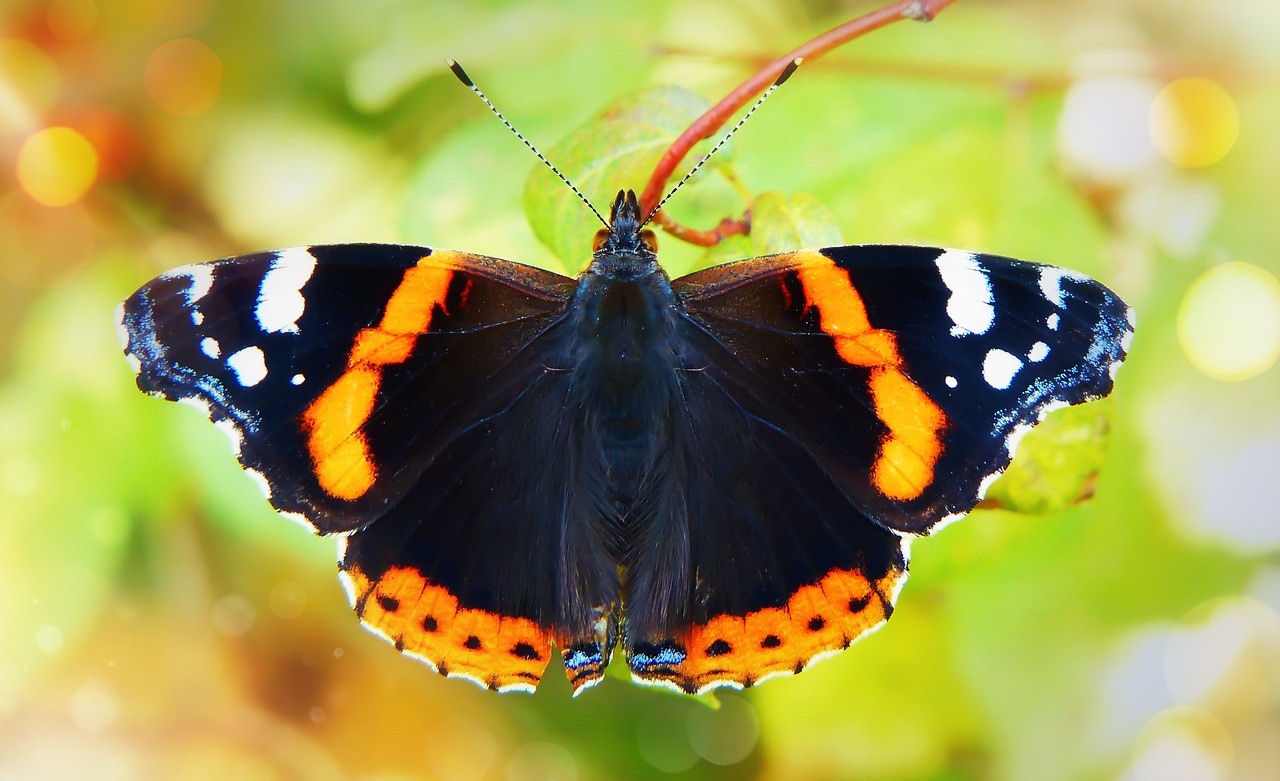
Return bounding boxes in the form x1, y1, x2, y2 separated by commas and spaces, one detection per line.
641, 57, 802, 228
448, 60, 610, 229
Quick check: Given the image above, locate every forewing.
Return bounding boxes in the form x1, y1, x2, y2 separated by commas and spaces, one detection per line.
120, 243, 574, 532
673, 245, 1134, 535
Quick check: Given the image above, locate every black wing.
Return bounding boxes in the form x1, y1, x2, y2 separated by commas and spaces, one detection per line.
120, 244, 616, 692
621, 245, 1132, 694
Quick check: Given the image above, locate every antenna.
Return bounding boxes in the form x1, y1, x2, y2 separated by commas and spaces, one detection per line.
448, 60, 609, 229
642, 57, 802, 227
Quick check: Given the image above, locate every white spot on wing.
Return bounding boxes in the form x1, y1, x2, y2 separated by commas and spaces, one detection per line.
1039, 268, 1067, 307
1121, 329, 1134, 353
163, 265, 215, 305
125, 354, 141, 374
200, 337, 221, 359
291, 373, 305, 385
945, 375, 958, 388
935, 250, 994, 336
227, 346, 268, 387
983, 349, 1023, 389
192, 311, 204, 325
256, 247, 316, 334
1028, 341, 1050, 362
1046, 313, 1060, 330
1038, 267, 1087, 309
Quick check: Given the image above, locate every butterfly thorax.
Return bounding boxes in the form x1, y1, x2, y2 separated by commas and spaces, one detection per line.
570, 191, 681, 503
574, 187, 675, 389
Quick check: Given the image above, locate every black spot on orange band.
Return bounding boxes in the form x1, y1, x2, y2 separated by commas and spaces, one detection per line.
343, 563, 554, 692
631, 565, 906, 694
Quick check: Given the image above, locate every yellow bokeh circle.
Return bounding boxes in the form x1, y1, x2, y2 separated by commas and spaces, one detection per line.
1178, 262, 1280, 382
145, 38, 223, 117
1150, 77, 1239, 168
16, 127, 99, 207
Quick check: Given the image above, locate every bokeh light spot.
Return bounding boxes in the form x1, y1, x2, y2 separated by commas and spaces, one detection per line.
16, 127, 99, 207
35, 624, 64, 654
210, 594, 256, 637
1150, 78, 1239, 169
1058, 75, 1161, 183
70, 677, 117, 734
0, 38, 60, 133
1197, 437, 1280, 551
145, 38, 223, 117
1178, 262, 1280, 381
686, 693, 760, 766
1166, 597, 1280, 722
636, 703, 699, 772
1128, 707, 1233, 781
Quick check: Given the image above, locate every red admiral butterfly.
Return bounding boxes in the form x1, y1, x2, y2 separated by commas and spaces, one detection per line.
118, 63, 1134, 696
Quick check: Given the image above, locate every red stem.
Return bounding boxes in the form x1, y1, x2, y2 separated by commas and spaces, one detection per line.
641, 0, 962, 245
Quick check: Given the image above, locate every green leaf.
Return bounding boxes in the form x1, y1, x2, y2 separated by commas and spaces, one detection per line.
523, 85, 713, 269
983, 402, 1115, 515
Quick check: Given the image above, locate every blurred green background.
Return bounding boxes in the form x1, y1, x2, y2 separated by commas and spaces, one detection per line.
2, 0, 1278, 779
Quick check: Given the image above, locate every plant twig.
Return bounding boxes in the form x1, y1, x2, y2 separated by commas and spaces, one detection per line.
641, 0, 961, 246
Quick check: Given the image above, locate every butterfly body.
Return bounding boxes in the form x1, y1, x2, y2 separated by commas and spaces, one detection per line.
119, 187, 1134, 695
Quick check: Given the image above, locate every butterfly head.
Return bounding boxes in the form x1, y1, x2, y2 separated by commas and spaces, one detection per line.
592, 190, 658, 266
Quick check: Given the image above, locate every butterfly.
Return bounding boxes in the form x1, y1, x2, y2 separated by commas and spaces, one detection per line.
118, 185, 1133, 695
119, 55, 1133, 694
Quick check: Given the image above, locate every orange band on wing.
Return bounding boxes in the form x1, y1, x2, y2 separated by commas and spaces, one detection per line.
300, 255, 456, 500
634, 566, 905, 694
344, 564, 553, 692
868, 367, 946, 500
793, 250, 947, 501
